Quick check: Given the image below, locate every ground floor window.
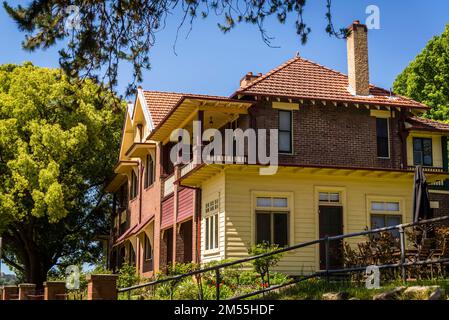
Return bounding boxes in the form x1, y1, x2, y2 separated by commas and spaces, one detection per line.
369, 200, 402, 238
256, 212, 288, 247
144, 234, 152, 261
255, 196, 289, 247
205, 199, 219, 251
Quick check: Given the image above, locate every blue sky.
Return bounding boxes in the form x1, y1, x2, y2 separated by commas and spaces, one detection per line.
1, 1, 448, 274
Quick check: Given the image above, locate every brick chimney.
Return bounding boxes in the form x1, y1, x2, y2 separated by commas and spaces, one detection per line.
347, 20, 370, 96
240, 72, 262, 89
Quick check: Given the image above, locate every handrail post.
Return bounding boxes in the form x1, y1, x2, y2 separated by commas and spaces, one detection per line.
399, 226, 406, 282
215, 269, 220, 300
325, 236, 330, 282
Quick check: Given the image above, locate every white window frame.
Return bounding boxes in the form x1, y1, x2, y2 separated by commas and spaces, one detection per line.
251, 191, 294, 246
278, 110, 293, 155
366, 196, 405, 230
204, 199, 219, 253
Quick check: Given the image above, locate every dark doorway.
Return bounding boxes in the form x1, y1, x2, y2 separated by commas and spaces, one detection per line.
181, 220, 193, 263
319, 205, 343, 270
165, 228, 173, 266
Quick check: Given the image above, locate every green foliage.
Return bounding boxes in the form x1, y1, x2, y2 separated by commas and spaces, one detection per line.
0, 63, 124, 283
117, 263, 139, 289
394, 24, 449, 121
3, 1, 344, 95
248, 242, 283, 286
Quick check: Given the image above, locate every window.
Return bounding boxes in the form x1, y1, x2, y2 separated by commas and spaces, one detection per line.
369, 200, 402, 238
413, 138, 433, 166
278, 110, 292, 153
144, 235, 152, 261
130, 170, 138, 199
205, 199, 219, 251
255, 196, 289, 247
319, 192, 341, 203
144, 154, 154, 188
376, 118, 389, 158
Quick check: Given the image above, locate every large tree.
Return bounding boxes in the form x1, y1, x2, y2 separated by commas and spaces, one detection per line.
3, 0, 347, 95
0, 63, 124, 285
394, 24, 449, 122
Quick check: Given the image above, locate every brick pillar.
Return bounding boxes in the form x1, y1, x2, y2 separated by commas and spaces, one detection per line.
87, 274, 118, 300
2, 285, 18, 300
172, 165, 180, 266
44, 281, 67, 300
18, 283, 36, 300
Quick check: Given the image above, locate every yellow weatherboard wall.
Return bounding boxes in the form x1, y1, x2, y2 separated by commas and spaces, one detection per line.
217, 167, 414, 274
406, 132, 443, 167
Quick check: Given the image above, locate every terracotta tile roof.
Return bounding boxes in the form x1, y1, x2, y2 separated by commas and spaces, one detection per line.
234, 56, 428, 109
406, 117, 449, 133
142, 91, 228, 127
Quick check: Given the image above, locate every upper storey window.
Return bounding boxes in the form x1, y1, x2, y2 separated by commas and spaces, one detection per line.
376, 118, 389, 158
278, 110, 292, 154
413, 138, 433, 166
144, 154, 154, 188
130, 170, 138, 199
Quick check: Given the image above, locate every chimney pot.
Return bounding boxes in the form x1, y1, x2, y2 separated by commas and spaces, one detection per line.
347, 21, 370, 96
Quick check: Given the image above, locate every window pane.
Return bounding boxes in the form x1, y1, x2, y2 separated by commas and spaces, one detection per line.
273, 213, 288, 247
413, 138, 422, 151
371, 215, 385, 229
371, 202, 385, 211
413, 151, 423, 165
377, 137, 389, 157
386, 215, 401, 227
376, 118, 388, 138
256, 197, 272, 207
279, 132, 292, 153
385, 202, 400, 212
279, 111, 291, 131
205, 217, 210, 250
256, 213, 271, 244
319, 192, 329, 202
423, 139, 433, 166
273, 198, 288, 208
329, 193, 340, 203
214, 214, 219, 249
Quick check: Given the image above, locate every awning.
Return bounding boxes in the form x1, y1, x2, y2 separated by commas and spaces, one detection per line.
114, 224, 138, 246
130, 215, 154, 237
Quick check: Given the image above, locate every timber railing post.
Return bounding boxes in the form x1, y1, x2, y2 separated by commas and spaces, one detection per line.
399, 226, 406, 282
215, 268, 220, 300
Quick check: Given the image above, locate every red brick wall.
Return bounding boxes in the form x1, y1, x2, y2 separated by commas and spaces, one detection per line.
429, 192, 449, 218
251, 102, 403, 169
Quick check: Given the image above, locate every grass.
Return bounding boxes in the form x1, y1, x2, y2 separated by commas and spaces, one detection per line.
263, 278, 449, 300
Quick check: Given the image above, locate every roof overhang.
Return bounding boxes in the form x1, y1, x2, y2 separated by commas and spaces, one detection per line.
179, 163, 449, 188
147, 97, 254, 143
104, 174, 127, 193
114, 160, 139, 174
125, 142, 156, 158
231, 93, 429, 113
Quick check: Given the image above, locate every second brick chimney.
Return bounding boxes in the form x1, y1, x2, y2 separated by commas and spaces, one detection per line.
347, 20, 370, 96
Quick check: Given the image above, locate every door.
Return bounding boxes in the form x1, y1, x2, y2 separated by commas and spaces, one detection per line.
319, 206, 343, 270
181, 220, 193, 263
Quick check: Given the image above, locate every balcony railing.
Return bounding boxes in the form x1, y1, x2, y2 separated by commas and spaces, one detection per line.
163, 174, 175, 197
407, 165, 446, 173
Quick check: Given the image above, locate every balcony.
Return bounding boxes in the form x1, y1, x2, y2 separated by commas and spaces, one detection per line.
163, 174, 175, 197
407, 166, 447, 173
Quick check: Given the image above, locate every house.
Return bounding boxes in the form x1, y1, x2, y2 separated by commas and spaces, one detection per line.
105, 21, 449, 277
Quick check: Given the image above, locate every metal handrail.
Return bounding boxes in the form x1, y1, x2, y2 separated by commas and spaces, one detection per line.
117, 215, 449, 298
